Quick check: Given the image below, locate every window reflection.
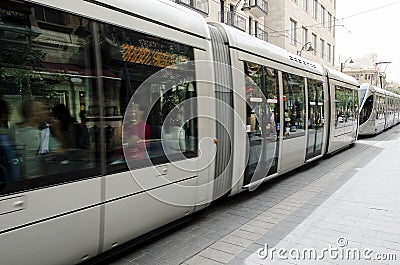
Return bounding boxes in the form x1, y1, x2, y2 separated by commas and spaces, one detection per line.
0, 0, 98, 188
98, 23, 198, 173
244, 62, 280, 182
335, 86, 357, 128
0, 0, 198, 191
282, 72, 306, 138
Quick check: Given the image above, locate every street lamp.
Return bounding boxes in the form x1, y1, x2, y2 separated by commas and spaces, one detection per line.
375, 61, 391, 88
297, 42, 314, 56
234, 0, 252, 12
340, 57, 354, 72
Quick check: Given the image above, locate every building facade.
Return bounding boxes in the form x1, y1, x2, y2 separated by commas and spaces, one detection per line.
169, 0, 336, 67
268, 0, 336, 67
342, 54, 391, 89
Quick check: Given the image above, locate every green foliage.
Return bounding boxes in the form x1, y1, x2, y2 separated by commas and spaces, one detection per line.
386, 87, 400, 95
0, 46, 45, 68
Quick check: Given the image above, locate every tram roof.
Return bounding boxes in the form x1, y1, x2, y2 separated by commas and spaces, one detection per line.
325, 66, 359, 87
32, 0, 210, 40
360, 83, 385, 93
211, 23, 325, 76
361, 83, 400, 98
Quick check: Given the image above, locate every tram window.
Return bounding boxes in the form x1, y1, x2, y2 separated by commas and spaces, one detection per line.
335, 86, 357, 127
346, 89, 354, 124
359, 89, 367, 105
376, 95, 384, 119
360, 95, 373, 125
0, 0, 100, 193
282, 72, 306, 138
354, 90, 359, 121
244, 62, 280, 178
244, 63, 280, 137
334, 86, 344, 127
308, 79, 324, 127
98, 23, 198, 173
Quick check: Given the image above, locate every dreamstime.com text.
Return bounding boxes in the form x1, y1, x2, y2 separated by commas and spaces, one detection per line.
257, 237, 397, 261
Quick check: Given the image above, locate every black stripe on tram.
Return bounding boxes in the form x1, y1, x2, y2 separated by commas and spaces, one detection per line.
83, 0, 208, 40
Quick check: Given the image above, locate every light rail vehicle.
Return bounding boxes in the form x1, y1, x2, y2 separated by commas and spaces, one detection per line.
358, 83, 400, 135
0, 0, 361, 264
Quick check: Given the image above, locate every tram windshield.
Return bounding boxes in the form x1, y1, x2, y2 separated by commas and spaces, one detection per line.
360, 95, 373, 125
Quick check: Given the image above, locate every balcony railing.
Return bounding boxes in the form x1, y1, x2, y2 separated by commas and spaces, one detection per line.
249, 0, 268, 17
174, 0, 209, 15
255, 26, 268, 42
220, 11, 246, 32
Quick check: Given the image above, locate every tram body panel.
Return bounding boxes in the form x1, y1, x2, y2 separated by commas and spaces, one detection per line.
227, 46, 286, 192
97, 4, 216, 254
211, 24, 334, 187
0, 208, 101, 265
325, 68, 359, 153
102, 172, 198, 253
0, 180, 102, 265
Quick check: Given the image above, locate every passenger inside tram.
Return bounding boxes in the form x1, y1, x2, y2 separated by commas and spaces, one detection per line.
162, 107, 186, 156
0, 98, 21, 183
9, 100, 59, 178
123, 102, 151, 161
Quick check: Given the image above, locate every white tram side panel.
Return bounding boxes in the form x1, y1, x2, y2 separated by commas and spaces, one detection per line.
325, 68, 359, 153
0, 0, 215, 264
384, 90, 400, 129
209, 23, 332, 190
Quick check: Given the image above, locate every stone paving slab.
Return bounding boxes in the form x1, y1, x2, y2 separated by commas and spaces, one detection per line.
107, 127, 400, 265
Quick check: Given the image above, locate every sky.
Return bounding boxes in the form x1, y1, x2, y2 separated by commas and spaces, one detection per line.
335, 0, 400, 83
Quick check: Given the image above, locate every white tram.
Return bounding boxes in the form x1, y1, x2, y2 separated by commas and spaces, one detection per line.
0, 1, 358, 264
358, 83, 400, 135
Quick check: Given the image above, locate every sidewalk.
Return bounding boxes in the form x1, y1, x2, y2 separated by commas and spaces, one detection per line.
109, 126, 400, 265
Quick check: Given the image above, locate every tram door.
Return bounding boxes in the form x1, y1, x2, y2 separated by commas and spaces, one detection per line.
306, 79, 324, 160
244, 63, 280, 186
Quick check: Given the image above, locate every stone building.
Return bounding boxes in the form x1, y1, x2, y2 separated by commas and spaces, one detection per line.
169, 0, 336, 67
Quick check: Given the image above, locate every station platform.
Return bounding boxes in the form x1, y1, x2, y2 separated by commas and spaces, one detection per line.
106, 126, 400, 265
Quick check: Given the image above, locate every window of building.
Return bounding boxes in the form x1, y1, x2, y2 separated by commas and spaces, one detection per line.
220, 0, 225, 22
327, 43, 331, 63
320, 6, 325, 26
290, 19, 297, 45
328, 12, 332, 32
303, 0, 308, 12
282, 72, 306, 138
255, 20, 259, 37
249, 16, 253, 35
312, 33, 317, 55
312, 0, 318, 19
302, 27, 308, 47
34, 6, 66, 25
320, 38, 325, 59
